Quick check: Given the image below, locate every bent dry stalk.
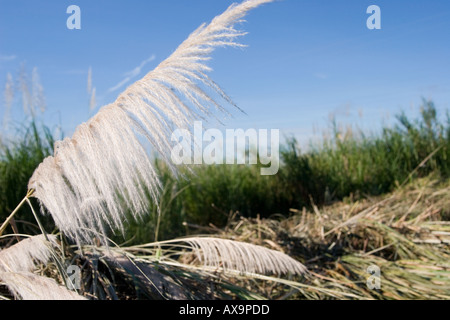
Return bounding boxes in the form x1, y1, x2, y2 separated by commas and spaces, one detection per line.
0, 189, 34, 237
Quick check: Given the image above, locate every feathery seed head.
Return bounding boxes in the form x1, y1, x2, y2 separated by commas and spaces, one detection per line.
28, 0, 274, 245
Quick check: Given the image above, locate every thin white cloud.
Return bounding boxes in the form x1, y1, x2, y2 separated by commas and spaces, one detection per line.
313, 73, 328, 80
62, 69, 88, 75
107, 55, 156, 93
0, 55, 16, 61
107, 77, 129, 93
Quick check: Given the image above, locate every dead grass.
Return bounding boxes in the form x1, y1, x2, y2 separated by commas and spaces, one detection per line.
2, 175, 448, 300
208, 174, 450, 299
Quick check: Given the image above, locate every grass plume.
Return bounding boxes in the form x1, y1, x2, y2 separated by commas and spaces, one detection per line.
0, 234, 57, 273
0, 272, 86, 300
28, 0, 274, 245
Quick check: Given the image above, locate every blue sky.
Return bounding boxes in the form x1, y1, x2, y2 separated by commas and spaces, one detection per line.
1, 0, 450, 147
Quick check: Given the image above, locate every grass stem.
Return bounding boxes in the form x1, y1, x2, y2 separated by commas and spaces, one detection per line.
0, 189, 34, 236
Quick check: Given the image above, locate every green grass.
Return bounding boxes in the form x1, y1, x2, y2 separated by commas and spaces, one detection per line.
1, 99, 450, 300
116, 99, 450, 244
2, 99, 450, 244
0, 120, 56, 235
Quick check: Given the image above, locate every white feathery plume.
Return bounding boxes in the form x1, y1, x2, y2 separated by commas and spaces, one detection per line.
87, 67, 96, 111
87, 66, 92, 94
19, 64, 32, 117
168, 237, 307, 275
3, 72, 14, 130
0, 234, 58, 273
89, 87, 96, 112
0, 272, 87, 300
31, 67, 46, 114
28, 0, 274, 244
4, 72, 14, 106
